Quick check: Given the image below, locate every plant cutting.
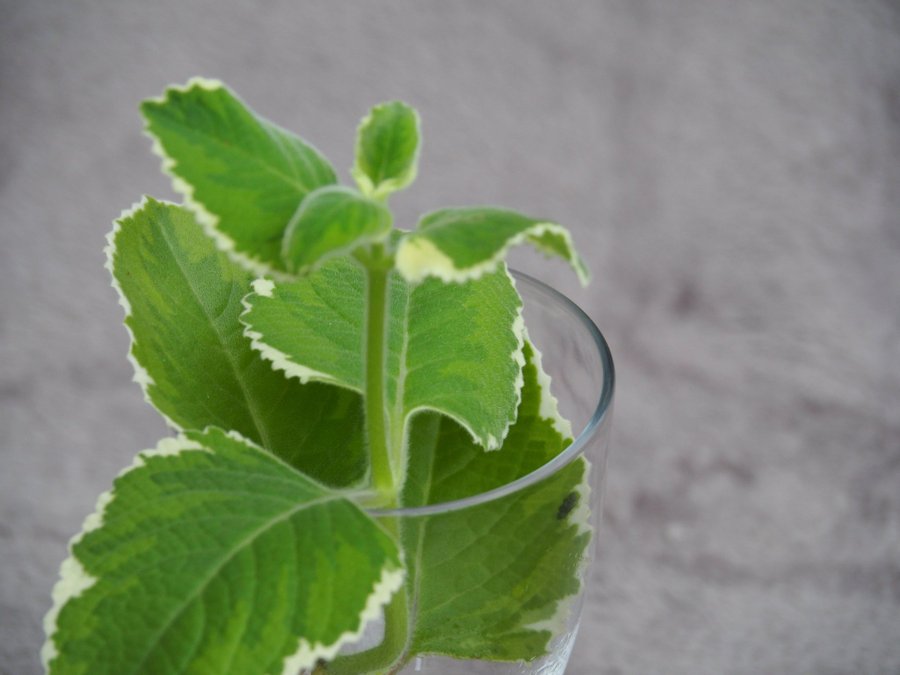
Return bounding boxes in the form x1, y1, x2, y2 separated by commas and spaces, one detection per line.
42, 77, 613, 675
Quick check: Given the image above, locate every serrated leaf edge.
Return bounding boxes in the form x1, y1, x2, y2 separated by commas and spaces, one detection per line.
105, 197, 181, 430
142, 78, 295, 282
43, 431, 405, 674
205, 429, 408, 672
395, 221, 589, 286
522, 457, 594, 641
278, 565, 405, 674
493, 268, 527, 450
41, 436, 206, 671
398, 302, 523, 453
487, 354, 594, 647
409, 459, 595, 662
524, 330, 573, 439
239, 282, 356, 390
241, 271, 526, 452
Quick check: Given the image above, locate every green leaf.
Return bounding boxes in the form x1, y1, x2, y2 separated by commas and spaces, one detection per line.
352, 101, 421, 199
396, 207, 590, 285
107, 197, 366, 486
281, 186, 392, 275
141, 77, 338, 276
42, 427, 404, 675
400, 341, 591, 662
241, 257, 525, 454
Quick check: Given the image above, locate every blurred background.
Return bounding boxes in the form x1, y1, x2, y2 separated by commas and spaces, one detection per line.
2, 1, 899, 673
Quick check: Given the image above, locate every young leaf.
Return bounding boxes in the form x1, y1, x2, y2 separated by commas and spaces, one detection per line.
141, 78, 337, 276
352, 101, 421, 199
396, 207, 590, 285
42, 428, 404, 675
399, 341, 591, 662
241, 258, 525, 456
281, 185, 392, 275
107, 198, 366, 486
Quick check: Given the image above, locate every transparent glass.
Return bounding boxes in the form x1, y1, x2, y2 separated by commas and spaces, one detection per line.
336, 271, 614, 675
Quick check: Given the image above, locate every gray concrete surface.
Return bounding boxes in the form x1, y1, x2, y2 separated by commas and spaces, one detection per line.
2, 1, 900, 673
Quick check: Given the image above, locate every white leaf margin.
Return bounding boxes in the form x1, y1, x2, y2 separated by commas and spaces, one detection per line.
239, 279, 353, 389
41, 436, 206, 671
351, 101, 422, 201
105, 197, 182, 431
403, 269, 526, 452
523, 329, 573, 440
522, 457, 594, 645
517, 345, 594, 643
42, 430, 405, 674
240, 269, 527, 453
142, 77, 296, 282
514, 331, 594, 641
395, 221, 590, 287
279, 565, 404, 675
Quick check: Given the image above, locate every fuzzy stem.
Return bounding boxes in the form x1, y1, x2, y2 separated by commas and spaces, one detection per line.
363, 246, 395, 502
326, 244, 410, 673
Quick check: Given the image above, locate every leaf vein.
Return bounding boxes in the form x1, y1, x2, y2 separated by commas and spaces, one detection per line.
156, 224, 274, 450
123, 492, 341, 675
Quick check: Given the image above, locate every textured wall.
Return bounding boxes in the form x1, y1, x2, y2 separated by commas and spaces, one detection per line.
2, 1, 899, 673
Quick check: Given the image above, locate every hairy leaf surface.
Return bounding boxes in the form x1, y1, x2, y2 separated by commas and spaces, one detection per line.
142, 78, 337, 276
43, 428, 403, 675
281, 186, 392, 275
108, 198, 365, 486
399, 342, 591, 661
396, 207, 589, 285
241, 258, 525, 453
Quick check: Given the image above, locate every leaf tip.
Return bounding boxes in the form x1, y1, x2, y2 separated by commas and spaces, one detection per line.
574, 254, 591, 287
353, 100, 421, 199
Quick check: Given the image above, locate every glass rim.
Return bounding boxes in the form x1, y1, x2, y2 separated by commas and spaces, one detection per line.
367, 269, 616, 518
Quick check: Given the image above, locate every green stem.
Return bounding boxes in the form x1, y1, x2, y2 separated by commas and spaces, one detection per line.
363, 247, 394, 502
327, 244, 410, 674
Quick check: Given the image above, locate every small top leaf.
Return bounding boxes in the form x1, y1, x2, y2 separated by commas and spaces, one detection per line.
281, 185, 392, 274
396, 207, 590, 286
141, 78, 337, 277
352, 101, 421, 199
